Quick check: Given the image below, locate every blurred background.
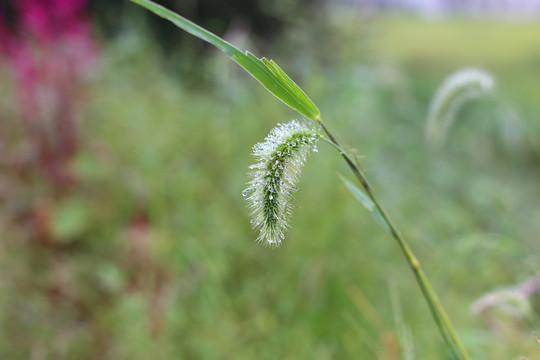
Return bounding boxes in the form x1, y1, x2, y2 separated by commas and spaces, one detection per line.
1, 0, 540, 359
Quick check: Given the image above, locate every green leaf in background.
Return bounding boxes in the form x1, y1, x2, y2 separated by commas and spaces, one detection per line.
129, 0, 321, 121
340, 175, 392, 234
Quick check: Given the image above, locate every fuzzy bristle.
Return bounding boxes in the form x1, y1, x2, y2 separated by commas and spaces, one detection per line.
243, 120, 320, 247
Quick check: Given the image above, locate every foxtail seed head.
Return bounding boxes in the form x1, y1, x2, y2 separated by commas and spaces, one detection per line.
244, 120, 320, 247
426, 67, 494, 146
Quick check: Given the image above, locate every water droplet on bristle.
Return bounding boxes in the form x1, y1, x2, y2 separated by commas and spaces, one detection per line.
242, 190, 248, 197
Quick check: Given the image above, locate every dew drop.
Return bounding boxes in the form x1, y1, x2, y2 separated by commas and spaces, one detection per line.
313, 145, 318, 152
269, 194, 273, 200
280, 234, 285, 239
242, 190, 248, 197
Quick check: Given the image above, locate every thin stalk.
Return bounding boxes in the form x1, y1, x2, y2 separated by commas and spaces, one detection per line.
316, 116, 470, 360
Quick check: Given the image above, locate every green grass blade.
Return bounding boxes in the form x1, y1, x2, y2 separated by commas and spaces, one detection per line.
340, 175, 392, 234
129, 0, 320, 120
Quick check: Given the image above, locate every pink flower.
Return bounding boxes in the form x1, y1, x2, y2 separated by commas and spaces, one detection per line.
1, 0, 98, 187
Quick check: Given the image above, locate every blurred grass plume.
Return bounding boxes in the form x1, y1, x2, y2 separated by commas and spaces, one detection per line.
426, 67, 495, 147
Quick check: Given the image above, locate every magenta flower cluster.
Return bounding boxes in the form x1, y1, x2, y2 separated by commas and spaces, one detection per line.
0, 0, 97, 186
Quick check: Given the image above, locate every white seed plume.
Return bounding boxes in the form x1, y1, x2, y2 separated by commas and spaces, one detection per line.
426, 67, 495, 146
243, 120, 320, 247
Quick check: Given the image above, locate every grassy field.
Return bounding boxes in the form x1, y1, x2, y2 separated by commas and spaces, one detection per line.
2, 10, 540, 359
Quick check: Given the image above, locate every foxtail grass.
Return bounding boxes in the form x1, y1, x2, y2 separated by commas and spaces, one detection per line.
426, 67, 494, 147
244, 120, 320, 247
129, 1, 471, 358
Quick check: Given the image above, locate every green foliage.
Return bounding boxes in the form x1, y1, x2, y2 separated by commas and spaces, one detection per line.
126, 4, 472, 357
130, 0, 320, 120
2, 10, 540, 360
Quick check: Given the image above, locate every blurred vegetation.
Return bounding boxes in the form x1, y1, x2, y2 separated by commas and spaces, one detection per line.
86, 0, 319, 62
2, 3, 540, 359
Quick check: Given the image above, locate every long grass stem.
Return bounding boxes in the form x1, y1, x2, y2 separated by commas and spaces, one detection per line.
317, 116, 470, 360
